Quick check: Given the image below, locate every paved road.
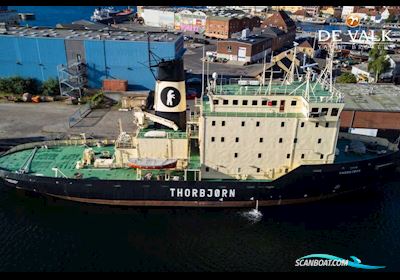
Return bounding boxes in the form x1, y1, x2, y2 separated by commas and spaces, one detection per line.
183, 41, 265, 78
0, 103, 136, 140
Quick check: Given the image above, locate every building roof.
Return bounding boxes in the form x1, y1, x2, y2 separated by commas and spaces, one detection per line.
387, 8, 400, 16
262, 10, 296, 30
293, 10, 311, 17
335, 83, 400, 112
253, 26, 285, 37
0, 25, 182, 43
389, 54, 400, 63
219, 34, 272, 46
56, 20, 118, 31
298, 40, 313, 48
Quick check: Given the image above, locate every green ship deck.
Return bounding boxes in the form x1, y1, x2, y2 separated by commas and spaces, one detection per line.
0, 139, 389, 181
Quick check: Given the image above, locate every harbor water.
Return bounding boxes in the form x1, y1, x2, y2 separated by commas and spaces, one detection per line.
0, 177, 399, 271
10, 6, 136, 27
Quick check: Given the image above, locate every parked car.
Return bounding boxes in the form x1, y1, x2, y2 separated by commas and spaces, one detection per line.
186, 88, 198, 100
193, 38, 210, 45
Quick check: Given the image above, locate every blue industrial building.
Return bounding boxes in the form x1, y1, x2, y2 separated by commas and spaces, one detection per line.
0, 26, 185, 91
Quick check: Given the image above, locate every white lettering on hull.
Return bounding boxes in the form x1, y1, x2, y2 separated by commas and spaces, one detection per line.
170, 188, 236, 198
339, 169, 361, 175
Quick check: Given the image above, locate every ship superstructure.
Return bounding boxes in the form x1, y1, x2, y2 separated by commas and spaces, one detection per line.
111, 45, 345, 182
199, 60, 344, 180
0, 44, 399, 207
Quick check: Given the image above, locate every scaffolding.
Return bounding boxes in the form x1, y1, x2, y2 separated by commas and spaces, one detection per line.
57, 60, 87, 98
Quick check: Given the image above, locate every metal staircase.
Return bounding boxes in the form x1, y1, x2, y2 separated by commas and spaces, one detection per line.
57, 60, 87, 98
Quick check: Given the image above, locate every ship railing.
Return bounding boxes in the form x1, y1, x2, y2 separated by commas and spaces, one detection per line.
137, 131, 188, 139
213, 82, 344, 104
2, 139, 116, 157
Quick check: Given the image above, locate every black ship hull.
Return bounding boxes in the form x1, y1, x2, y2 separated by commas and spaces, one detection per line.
0, 150, 399, 208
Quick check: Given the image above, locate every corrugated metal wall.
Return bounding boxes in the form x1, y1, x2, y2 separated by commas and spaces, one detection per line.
65, 39, 86, 65
0, 36, 67, 82
0, 35, 184, 90
84, 39, 182, 90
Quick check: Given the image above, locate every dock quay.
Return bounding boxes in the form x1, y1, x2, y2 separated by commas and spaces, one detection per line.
337, 83, 400, 131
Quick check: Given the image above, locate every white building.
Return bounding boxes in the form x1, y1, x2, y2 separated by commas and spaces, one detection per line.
341, 6, 355, 19
140, 7, 176, 30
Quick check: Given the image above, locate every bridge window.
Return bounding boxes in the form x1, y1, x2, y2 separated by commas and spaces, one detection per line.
311, 107, 319, 113
331, 108, 339, 116
271, 100, 277, 106
223, 100, 229, 105
321, 108, 329, 116
212, 121, 216, 126
262, 100, 268, 105
252, 100, 258, 106
242, 100, 248, 105
233, 100, 238, 105
213, 100, 219, 105
291, 100, 297, 106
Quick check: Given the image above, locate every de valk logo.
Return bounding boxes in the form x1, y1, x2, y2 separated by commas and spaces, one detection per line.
346, 14, 361, 28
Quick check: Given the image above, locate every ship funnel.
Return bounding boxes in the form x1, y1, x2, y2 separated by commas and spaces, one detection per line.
154, 59, 187, 130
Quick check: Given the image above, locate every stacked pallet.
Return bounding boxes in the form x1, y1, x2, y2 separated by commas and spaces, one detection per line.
102, 79, 128, 91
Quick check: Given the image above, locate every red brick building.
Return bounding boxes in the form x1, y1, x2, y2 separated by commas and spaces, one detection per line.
216, 36, 273, 63
260, 10, 296, 51
205, 15, 261, 40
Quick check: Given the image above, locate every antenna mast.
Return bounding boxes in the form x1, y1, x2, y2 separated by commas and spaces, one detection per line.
268, 51, 274, 95
201, 43, 205, 99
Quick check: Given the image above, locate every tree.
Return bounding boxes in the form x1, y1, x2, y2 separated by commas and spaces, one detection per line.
336, 73, 357, 83
41, 78, 60, 96
385, 14, 396, 23
0, 77, 39, 94
368, 43, 390, 83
